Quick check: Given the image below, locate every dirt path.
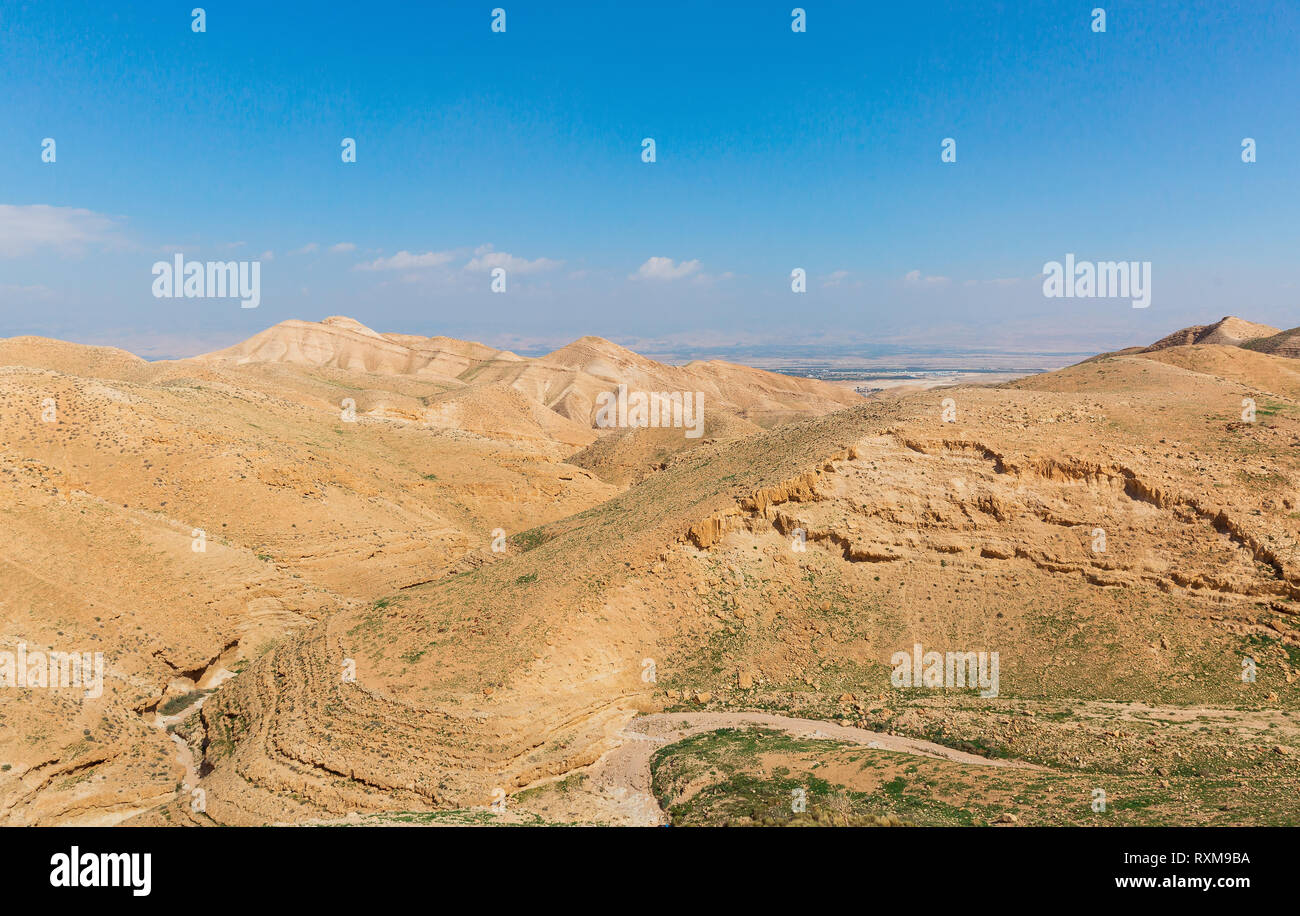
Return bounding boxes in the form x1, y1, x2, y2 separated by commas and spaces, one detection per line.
168, 734, 200, 796
147, 694, 211, 815
580, 711, 1039, 826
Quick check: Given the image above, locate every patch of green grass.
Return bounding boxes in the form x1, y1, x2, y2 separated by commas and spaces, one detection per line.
512, 528, 549, 552
158, 690, 208, 717
920, 728, 1014, 760
347, 599, 394, 638
1236, 469, 1288, 490
1245, 631, 1300, 668
650, 727, 978, 826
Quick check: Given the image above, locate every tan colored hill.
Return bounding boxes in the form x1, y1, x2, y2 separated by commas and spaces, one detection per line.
198, 318, 863, 429
1142, 315, 1279, 352
0, 317, 861, 824
0, 339, 619, 823
115, 331, 1299, 828
3, 318, 1299, 827
422, 384, 598, 457
194, 316, 862, 481
1136, 343, 1300, 401
200, 316, 524, 380
469, 336, 861, 428
0, 336, 153, 383
1244, 326, 1300, 360
568, 412, 765, 485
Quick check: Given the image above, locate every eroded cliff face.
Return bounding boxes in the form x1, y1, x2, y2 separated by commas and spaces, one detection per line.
144, 349, 1300, 825
0, 323, 864, 824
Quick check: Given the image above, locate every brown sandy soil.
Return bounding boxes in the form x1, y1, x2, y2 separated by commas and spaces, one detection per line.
154, 329, 1297, 826
3, 315, 1299, 826
642, 716, 1300, 827
0, 318, 858, 824
1143, 316, 1280, 352
508, 711, 1037, 826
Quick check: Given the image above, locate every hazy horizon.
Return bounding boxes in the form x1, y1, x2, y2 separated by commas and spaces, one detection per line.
2, 311, 1108, 365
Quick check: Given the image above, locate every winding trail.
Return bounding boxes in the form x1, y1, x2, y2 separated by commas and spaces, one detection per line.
146, 693, 215, 815
581, 711, 1040, 826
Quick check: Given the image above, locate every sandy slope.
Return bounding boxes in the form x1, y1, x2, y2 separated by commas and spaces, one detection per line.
564, 712, 1040, 826
4, 319, 1300, 825
197, 317, 863, 428
145, 336, 1300, 826
1143, 316, 1280, 352
0, 318, 860, 824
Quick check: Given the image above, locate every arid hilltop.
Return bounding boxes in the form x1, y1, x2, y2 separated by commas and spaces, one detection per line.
200, 316, 861, 428
1141, 316, 1280, 352
0, 318, 856, 824
1, 316, 1297, 826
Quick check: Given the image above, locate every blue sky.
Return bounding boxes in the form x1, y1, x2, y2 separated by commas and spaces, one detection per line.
1, 0, 1297, 358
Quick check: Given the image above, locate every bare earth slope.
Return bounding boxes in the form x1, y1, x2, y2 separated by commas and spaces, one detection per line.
1244, 326, 1300, 361
198, 318, 863, 428
0, 319, 858, 824
4, 319, 1299, 826
152, 339, 1300, 826
1142, 316, 1280, 352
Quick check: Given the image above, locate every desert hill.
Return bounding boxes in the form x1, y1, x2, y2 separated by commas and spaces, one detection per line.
203, 316, 525, 381
1142, 316, 1280, 353
197, 317, 862, 429
467, 339, 861, 428
0, 336, 154, 383
3, 317, 1299, 826
0, 317, 859, 823
1244, 325, 1300, 360
1090, 315, 1300, 400
1135, 344, 1300, 401
567, 411, 765, 485
422, 384, 598, 456
130, 326, 1300, 827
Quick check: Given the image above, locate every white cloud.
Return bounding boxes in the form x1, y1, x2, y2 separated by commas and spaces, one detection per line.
329, 242, 356, 253
822, 270, 852, 288
260, 250, 275, 261
354, 250, 457, 271
631, 256, 703, 281
354, 244, 562, 276
904, 269, 951, 287
691, 270, 733, 287
463, 246, 562, 274
0, 204, 119, 257
289, 242, 319, 255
